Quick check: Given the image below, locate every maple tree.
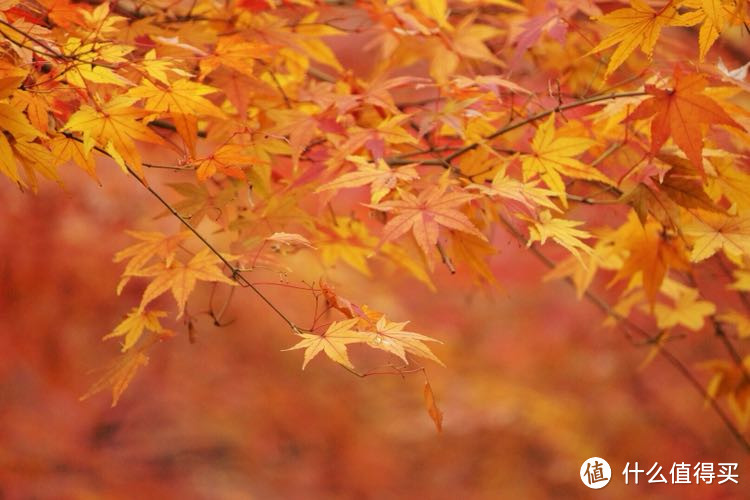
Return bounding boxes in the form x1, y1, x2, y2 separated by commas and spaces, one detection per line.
3, 0, 750, 456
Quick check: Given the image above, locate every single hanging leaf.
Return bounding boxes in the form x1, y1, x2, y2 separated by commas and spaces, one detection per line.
284, 318, 368, 370
627, 70, 744, 172
423, 381, 443, 432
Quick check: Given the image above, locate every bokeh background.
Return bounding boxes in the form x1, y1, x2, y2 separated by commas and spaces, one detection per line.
1, 158, 747, 499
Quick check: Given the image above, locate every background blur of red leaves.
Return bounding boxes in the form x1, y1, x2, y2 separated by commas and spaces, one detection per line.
1, 162, 747, 500
1, 16, 749, 500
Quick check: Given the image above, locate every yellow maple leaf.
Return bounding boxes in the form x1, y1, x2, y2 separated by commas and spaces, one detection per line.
127, 79, 225, 155
0, 102, 42, 140
521, 114, 611, 207
525, 209, 593, 262
103, 308, 168, 351
677, 0, 735, 61
63, 96, 164, 179
132, 249, 238, 317
590, 0, 684, 79
363, 315, 444, 366
285, 318, 368, 370
0, 59, 27, 99
683, 210, 750, 263
13, 139, 59, 191
49, 134, 97, 180
316, 157, 419, 203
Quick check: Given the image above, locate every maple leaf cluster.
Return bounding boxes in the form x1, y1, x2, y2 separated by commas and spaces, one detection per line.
3, 0, 750, 442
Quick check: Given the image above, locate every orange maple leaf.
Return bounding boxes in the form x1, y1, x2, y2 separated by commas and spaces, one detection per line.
610, 212, 689, 304
194, 144, 256, 181
628, 70, 744, 172
369, 186, 487, 267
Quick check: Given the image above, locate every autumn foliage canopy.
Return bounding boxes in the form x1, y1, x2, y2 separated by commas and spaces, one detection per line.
3, 0, 750, 454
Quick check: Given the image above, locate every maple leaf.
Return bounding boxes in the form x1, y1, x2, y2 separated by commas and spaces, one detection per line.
63, 96, 164, 179
285, 318, 368, 370
0, 102, 42, 140
677, 0, 734, 61
103, 308, 168, 351
450, 231, 496, 285
683, 210, 750, 263
195, 144, 257, 181
654, 284, 715, 330
524, 210, 593, 262
590, 0, 684, 79
49, 134, 97, 180
610, 212, 689, 303
522, 114, 612, 207
363, 315, 444, 366
627, 70, 744, 172
13, 139, 59, 191
114, 230, 191, 294
80, 348, 150, 407
316, 157, 419, 204
485, 169, 559, 214
369, 186, 487, 267
130, 249, 238, 317
127, 79, 226, 155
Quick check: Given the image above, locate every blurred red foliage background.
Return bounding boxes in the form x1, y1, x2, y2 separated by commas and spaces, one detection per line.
1, 160, 747, 499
